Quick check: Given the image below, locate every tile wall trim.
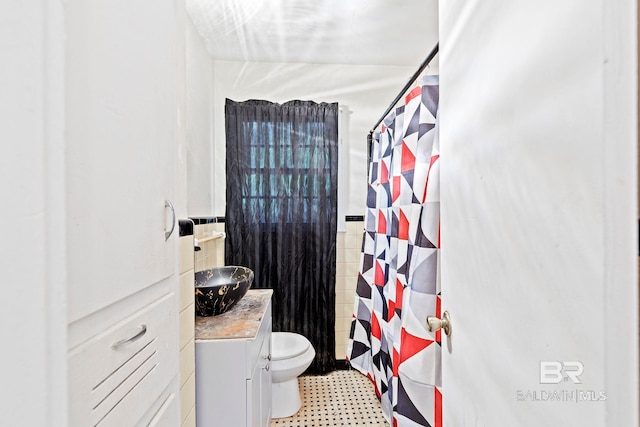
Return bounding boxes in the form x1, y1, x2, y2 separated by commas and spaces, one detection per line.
189, 217, 225, 225
190, 216, 363, 224
179, 219, 194, 236
335, 359, 352, 370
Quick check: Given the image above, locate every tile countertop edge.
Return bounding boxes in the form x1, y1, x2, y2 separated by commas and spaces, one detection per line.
194, 289, 273, 341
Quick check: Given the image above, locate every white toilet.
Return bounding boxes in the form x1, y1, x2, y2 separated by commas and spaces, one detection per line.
270, 332, 316, 418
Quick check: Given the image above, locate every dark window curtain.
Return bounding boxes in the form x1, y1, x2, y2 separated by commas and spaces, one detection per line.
225, 99, 338, 374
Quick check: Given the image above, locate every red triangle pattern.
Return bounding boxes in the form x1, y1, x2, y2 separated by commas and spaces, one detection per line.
405, 86, 421, 104
367, 372, 382, 399
372, 311, 381, 340
392, 176, 401, 202
399, 209, 409, 241
381, 159, 390, 184
375, 261, 385, 287
435, 296, 442, 344
421, 154, 440, 203
401, 141, 416, 173
378, 210, 387, 234
399, 327, 433, 366
435, 387, 443, 427
393, 347, 400, 377
395, 279, 404, 311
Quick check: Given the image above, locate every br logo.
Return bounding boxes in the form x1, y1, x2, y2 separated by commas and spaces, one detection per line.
539, 361, 584, 384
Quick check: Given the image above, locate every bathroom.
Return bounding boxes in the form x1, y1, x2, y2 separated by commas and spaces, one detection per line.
4, 0, 639, 426
182, 2, 444, 423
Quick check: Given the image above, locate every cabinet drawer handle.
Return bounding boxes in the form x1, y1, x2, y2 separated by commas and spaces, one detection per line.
111, 324, 148, 349
264, 354, 271, 361
263, 364, 270, 372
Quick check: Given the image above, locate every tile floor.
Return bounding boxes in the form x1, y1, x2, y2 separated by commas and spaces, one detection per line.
271, 369, 390, 427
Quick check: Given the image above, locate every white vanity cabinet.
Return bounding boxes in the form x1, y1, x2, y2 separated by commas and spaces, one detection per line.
195, 290, 273, 427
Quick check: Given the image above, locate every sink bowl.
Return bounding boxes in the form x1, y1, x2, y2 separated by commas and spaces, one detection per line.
194, 266, 254, 316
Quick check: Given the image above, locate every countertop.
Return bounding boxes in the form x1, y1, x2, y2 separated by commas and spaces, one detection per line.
194, 289, 273, 341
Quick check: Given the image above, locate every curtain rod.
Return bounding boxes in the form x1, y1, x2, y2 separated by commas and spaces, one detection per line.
369, 42, 439, 135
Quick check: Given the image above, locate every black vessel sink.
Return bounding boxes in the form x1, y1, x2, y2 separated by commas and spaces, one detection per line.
194, 266, 254, 316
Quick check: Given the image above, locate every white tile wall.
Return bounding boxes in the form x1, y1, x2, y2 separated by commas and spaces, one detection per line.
178, 234, 196, 427
180, 372, 196, 427
335, 221, 363, 360
194, 223, 225, 272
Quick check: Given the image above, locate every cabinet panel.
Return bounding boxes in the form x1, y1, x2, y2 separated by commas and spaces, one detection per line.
65, 0, 177, 323
195, 339, 247, 426
147, 391, 180, 427
247, 332, 272, 427
246, 302, 272, 376
259, 331, 272, 427
248, 364, 261, 427
69, 293, 178, 426
253, 326, 272, 427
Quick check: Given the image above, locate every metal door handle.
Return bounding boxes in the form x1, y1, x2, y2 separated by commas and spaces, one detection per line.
426, 311, 452, 337
164, 200, 175, 240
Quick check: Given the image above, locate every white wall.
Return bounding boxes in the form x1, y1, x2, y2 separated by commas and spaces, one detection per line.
1, 1, 67, 425
209, 60, 436, 216
186, 16, 216, 217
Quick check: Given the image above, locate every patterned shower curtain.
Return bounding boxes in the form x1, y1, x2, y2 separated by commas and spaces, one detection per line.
347, 75, 441, 427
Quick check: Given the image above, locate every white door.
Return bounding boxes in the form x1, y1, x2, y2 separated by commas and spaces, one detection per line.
439, 0, 637, 426
65, 0, 178, 324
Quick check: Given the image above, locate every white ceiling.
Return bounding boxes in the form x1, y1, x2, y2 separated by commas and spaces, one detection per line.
186, 0, 439, 67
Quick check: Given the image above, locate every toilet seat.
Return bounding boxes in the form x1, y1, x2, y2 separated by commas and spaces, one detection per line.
271, 332, 310, 361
